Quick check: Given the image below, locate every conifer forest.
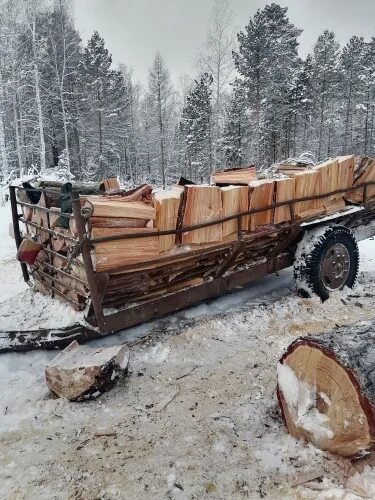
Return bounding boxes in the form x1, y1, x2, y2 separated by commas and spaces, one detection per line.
1, 0, 375, 187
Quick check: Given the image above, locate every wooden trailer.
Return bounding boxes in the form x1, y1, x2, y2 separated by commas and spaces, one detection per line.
5, 160, 375, 353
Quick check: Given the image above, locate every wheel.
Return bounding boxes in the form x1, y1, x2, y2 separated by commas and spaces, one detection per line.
294, 225, 359, 301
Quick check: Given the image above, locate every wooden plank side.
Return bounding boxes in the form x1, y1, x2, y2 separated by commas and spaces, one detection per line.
181, 185, 223, 244
274, 177, 295, 224
248, 179, 274, 230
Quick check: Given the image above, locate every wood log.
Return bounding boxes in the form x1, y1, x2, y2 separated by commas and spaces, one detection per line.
91, 227, 159, 272
153, 189, 182, 252
351, 156, 375, 202
313, 159, 339, 208
274, 177, 295, 224
85, 197, 156, 220
211, 166, 257, 185
287, 170, 320, 219
277, 321, 375, 457
338, 155, 355, 191
221, 186, 249, 238
17, 238, 42, 265
51, 228, 71, 253
90, 216, 148, 229
181, 185, 223, 245
45, 340, 130, 401
100, 177, 121, 193
248, 179, 274, 230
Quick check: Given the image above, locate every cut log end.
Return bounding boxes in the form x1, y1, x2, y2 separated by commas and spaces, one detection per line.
277, 336, 375, 457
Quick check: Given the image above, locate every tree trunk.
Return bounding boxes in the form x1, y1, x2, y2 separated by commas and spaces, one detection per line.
278, 320, 375, 457
0, 69, 9, 180
157, 81, 166, 188
31, 20, 46, 173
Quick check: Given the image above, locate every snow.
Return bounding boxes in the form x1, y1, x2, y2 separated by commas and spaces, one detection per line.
277, 363, 334, 442
0, 200, 375, 497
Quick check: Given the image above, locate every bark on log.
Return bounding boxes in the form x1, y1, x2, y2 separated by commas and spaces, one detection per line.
45, 340, 130, 401
277, 320, 375, 457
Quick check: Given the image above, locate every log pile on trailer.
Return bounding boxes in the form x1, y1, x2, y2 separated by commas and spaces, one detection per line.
10, 154, 375, 333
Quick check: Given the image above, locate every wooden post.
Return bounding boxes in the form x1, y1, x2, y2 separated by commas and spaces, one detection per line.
9, 185, 29, 282
71, 192, 106, 332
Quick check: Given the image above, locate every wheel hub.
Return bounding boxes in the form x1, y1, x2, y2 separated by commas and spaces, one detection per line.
321, 243, 351, 291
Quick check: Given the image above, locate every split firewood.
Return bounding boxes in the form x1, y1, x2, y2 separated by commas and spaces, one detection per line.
314, 159, 344, 210
274, 177, 295, 224
211, 166, 257, 185
153, 189, 182, 252
277, 320, 375, 457
248, 179, 274, 230
287, 170, 320, 219
221, 185, 249, 238
84, 197, 156, 220
90, 216, 148, 229
91, 227, 159, 272
350, 156, 375, 202
181, 185, 223, 245
51, 228, 71, 253
100, 178, 121, 194
45, 340, 130, 401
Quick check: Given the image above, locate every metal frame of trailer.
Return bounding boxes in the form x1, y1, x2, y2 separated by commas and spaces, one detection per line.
4, 180, 375, 352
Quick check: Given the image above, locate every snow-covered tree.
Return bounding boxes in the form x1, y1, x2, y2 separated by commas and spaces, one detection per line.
181, 73, 213, 181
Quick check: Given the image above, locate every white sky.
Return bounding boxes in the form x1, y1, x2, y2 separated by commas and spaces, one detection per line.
73, 0, 375, 87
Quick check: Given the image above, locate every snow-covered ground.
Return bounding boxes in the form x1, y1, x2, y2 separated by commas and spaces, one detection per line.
1, 201, 375, 498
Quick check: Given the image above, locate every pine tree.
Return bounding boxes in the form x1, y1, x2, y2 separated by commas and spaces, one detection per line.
147, 52, 174, 187
311, 31, 340, 159
222, 82, 247, 167
181, 73, 213, 182
233, 3, 301, 166
340, 36, 366, 154
80, 31, 126, 179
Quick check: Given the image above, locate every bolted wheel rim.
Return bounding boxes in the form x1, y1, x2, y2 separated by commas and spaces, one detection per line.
320, 243, 351, 291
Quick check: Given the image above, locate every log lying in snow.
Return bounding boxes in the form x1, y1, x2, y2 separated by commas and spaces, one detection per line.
181, 185, 223, 245
277, 320, 375, 457
45, 340, 130, 401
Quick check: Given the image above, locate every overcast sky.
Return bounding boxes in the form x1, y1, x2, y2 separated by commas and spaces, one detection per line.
73, 0, 375, 87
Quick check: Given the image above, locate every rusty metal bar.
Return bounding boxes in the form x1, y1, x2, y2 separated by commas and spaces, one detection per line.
16, 200, 73, 218
33, 274, 83, 308
19, 218, 77, 242
94, 253, 293, 333
35, 259, 88, 286
71, 192, 106, 330
42, 246, 85, 268
33, 267, 90, 298
9, 186, 29, 282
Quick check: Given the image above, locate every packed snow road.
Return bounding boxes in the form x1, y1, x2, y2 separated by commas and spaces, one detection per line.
1, 202, 375, 499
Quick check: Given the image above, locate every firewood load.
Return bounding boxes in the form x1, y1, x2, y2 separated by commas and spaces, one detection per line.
45, 340, 130, 401
13, 156, 375, 312
277, 320, 375, 457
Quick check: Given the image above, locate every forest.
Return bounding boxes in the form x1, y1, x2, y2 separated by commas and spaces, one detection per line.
0, 0, 375, 187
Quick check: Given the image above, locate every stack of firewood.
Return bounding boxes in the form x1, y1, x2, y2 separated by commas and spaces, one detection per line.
17, 156, 375, 307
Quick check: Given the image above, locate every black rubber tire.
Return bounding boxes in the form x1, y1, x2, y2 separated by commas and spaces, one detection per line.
294, 225, 359, 301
